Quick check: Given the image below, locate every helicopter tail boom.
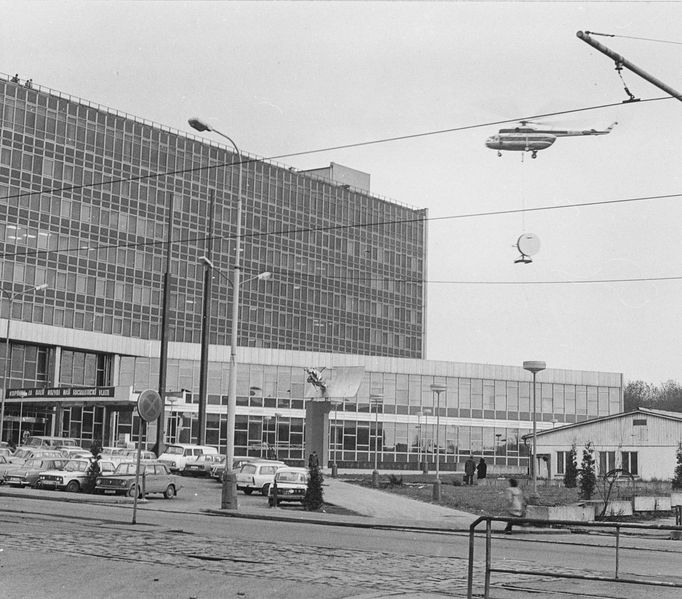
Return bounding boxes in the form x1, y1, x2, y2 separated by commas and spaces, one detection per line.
552, 121, 618, 137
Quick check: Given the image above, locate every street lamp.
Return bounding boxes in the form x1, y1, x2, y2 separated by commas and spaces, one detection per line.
273, 412, 282, 459
523, 360, 546, 499
190, 113, 255, 511
0, 283, 48, 442
330, 400, 342, 477
197, 254, 271, 509
370, 394, 383, 488
430, 383, 447, 500
419, 408, 431, 474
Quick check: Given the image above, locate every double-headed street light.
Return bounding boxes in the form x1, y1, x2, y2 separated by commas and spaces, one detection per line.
523, 360, 546, 499
0, 283, 48, 442
198, 253, 270, 509
190, 116, 247, 510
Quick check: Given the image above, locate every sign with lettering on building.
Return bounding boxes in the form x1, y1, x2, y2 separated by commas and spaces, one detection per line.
4, 386, 136, 406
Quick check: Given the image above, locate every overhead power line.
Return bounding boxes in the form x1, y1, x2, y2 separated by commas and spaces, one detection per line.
585, 31, 682, 47
0, 96, 671, 206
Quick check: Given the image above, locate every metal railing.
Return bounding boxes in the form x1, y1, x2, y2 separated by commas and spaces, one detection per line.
467, 515, 682, 599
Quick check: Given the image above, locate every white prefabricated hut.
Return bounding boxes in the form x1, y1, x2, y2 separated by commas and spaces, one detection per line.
524, 408, 682, 481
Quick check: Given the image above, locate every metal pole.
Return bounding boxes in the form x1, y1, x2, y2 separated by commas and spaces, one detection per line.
222, 146, 243, 510
523, 361, 545, 499
155, 192, 174, 457
198, 189, 215, 446
188, 118, 243, 509
532, 370, 537, 496
0, 309, 11, 443
577, 31, 682, 102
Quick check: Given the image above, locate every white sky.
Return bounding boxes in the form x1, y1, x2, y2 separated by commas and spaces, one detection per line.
2, 1, 682, 384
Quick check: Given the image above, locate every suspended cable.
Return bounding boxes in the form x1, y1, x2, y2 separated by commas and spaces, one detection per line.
585, 31, 682, 46
0, 97, 671, 205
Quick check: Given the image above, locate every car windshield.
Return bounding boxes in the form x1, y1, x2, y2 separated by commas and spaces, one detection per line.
64, 460, 89, 472
114, 463, 148, 475
164, 446, 184, 455
13, 449, 30, 459
277, 472, 307, 483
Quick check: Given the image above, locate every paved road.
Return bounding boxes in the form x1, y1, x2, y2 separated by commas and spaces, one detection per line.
2, 475, 682, 598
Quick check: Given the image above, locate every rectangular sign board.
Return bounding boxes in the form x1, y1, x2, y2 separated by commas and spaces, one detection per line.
3, 386, 135, 406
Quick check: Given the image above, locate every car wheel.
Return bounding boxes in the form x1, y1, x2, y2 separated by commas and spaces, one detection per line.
242, 488, 253, 495
261, 483, 270, 496
65, 480, 80, 493
163, 485, 176, 499
127, 485, 142, 498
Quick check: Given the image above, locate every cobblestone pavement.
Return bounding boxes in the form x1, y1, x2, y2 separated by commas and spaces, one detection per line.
0, 507, 561, 598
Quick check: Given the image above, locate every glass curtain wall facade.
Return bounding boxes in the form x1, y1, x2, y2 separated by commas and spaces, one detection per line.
0, 74, 624, 468
0, 76, 426, 358
120, 355, 622, 469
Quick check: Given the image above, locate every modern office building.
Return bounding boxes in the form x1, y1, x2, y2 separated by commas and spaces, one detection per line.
0, 73, 623, 471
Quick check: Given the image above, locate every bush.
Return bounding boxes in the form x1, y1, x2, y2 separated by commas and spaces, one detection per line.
579, 442, 597, 500
673, 444, 682, 490
564, 445, 578, 489
387, 474, 403, 487
303, 464, 324, 511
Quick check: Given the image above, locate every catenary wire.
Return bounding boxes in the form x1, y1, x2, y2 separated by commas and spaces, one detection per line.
585, 31, 682, 46
0, 97, 678, 286
0, 97, 670, 205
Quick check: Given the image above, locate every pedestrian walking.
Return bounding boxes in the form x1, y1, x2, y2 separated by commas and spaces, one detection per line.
504, 478, 526, 534
464, 455, 476, 485
476, 457, 487, 482
308, 451, 319, 469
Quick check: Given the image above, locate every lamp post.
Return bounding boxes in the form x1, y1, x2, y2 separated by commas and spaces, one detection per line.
198, 254, 271, 508
0, 283, 48, 442
262, 416, 271, 458
523, 360, 546, 499
330, 400, 342, 477
430, 384, 447, 500
273, 412, 282, 459
370, 394, 383, 488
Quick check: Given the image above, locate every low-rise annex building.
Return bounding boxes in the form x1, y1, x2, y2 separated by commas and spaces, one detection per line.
524, 407, 682, 481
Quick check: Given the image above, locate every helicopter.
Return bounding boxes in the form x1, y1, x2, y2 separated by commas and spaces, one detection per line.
486, 121, 617, 158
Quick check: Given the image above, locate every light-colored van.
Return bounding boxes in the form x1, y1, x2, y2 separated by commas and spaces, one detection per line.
157, 444, 218, 472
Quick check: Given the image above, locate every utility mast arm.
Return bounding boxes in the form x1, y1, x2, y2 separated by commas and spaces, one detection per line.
577, 31, 682, 102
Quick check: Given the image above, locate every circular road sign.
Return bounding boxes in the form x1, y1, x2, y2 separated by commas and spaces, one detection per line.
137, 389, 163, 422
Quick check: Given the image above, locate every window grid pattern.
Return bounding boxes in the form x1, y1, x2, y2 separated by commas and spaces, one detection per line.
0, 81, 426, 358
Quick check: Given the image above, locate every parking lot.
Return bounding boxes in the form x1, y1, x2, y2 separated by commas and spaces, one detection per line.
0, 469, 308, 515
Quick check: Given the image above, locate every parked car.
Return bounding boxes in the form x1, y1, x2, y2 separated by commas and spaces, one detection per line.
95, 462, 180, 499
158, 444, 218, 472
37, 458, 116, 492
3, 457, 68, 488
210, 457, 257, 481
0, 447, 14, 460
236, 460, 286, 496
182, 454, 224, 477
59, 448, 92, 460
0, 454, 13, 480
24, 436, 80, 450
109, 449, 157, 463
8, 448, 64, 464
268, 467, 309, 506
